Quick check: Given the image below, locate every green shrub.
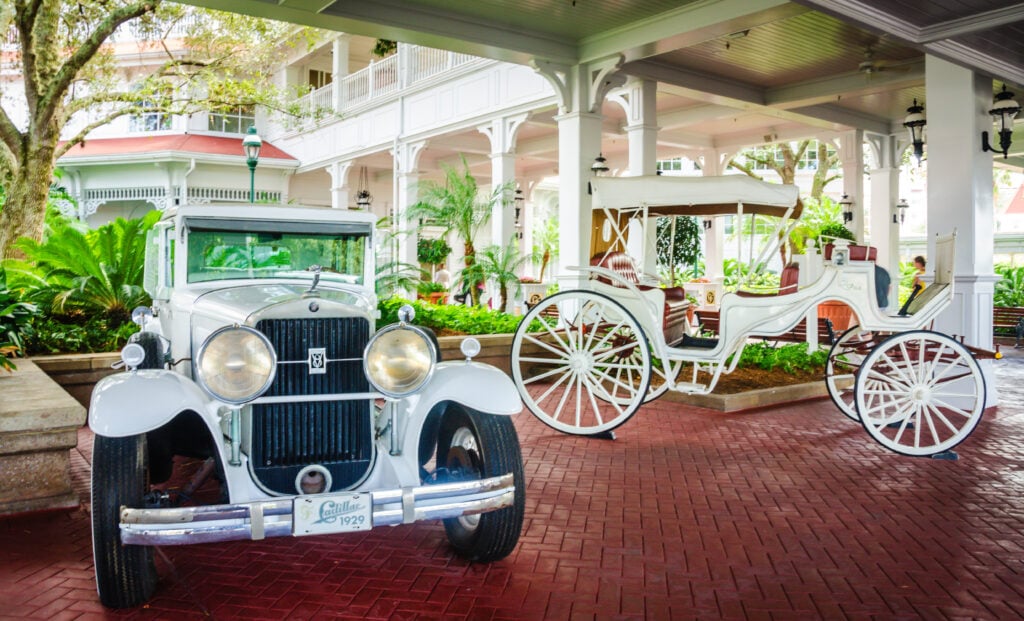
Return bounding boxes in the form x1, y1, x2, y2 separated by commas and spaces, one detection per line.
728, 341, 828, 373
379, 297, 523, 335
0, 266, 38, 371
416, 238, 452, 265
23, 315, 139, 355
818, 222, 856, 245
994, 264, 1024, 307
5, 211, 159, 327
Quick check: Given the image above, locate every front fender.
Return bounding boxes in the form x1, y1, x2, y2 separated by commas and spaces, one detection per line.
415, 361, 522, 415
89, 370, 213, 438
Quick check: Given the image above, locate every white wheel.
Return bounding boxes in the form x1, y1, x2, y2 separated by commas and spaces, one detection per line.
511, 291, 651, 436
854, 331, 986, 456
645, 358, 678, 403
826, 326, 877, 421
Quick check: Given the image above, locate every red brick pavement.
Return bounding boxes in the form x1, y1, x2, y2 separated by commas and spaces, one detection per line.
2, 352, 1023, 620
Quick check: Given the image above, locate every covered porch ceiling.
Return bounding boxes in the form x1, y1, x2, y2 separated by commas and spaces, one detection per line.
181, 0, 1024, 171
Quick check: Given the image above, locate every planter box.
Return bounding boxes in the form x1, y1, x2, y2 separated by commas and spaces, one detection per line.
0, 360, 86, 515
661, 380, 828, 412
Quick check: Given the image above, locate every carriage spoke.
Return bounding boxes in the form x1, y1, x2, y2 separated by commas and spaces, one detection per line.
925, 402, 962, 435
522, 333, 573, 359
524, 364, 573, 386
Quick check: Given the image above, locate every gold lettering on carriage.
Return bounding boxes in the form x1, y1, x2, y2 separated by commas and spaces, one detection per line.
838, 278, 863, 291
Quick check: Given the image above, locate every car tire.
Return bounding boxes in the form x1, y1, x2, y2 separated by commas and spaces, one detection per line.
91, 434, 157, 608
438, 404, 525, 562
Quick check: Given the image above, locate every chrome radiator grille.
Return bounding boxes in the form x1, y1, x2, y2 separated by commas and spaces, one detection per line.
251, 317, 373, 494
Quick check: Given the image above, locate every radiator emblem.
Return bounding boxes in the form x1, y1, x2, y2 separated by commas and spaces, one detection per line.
308, 347, 327, 374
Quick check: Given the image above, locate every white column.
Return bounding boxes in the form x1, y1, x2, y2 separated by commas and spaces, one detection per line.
556, 110, 604, 282
700, 150, 730, 284
479, 115, 527, 250
621, 78, 659, 273
331, 36, 349, 110
866, 133, 901, 311
839, 129, 865, 241
924, 55, 998, 405
327, 161, 353, 210
393, 142, 426, 270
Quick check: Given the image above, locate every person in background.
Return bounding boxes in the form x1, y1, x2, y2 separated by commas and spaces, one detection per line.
912, 255, 927, 290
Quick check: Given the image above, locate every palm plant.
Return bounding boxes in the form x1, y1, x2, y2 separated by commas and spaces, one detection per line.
531, 217, 559, 282
375, 260, 424, 300
4, 211, 159, 327
473, 241, 529, 311
0, 266, 37, 371
406, 156, 511, 305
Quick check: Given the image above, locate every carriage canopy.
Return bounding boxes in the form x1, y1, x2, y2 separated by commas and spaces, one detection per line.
589, 175, 802, 219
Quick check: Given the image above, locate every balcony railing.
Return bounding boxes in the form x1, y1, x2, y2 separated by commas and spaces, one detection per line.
296, 44, 479, 119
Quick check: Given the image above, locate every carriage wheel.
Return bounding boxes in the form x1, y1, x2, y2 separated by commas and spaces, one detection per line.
854, 330, 986, 456
825, 326, 877, 421
511, 291, 651, 436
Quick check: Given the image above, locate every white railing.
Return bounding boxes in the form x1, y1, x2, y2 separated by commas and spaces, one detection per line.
188, 187, 283, 203
298, 83, 334, 118
295, 44, 480, 120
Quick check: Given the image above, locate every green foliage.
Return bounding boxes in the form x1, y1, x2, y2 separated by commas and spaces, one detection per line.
0, 266, 38, 371
995, 264, 1024, 307
23, 315, 139, 356
656, 216, 702, 285
376, 260, 424, 300
416, 280, 447, 295
372, 39, 397, 57
378, 297, 523, 335
4, 211, 160, 327
531, 217, 559, 282
817, 222, 856, 245
729, 342, 828, 373
722, 259, 779, 290
786, 195, 844, 255
416, 237, 452, 265
472, 241, 529, 310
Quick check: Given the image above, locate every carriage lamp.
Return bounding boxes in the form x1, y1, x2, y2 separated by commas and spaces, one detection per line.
894, 198, 909, 225
839, 194, 854, 224
242, 126, 262, 204
902, 99, 926, 164
982, 85, 1020, 159
591, 153, 609, 175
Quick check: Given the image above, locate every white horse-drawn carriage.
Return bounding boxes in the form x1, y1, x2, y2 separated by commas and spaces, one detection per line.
510, 175, 998, 456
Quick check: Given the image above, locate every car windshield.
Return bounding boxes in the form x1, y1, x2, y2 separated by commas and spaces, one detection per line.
186, 223, 367, 285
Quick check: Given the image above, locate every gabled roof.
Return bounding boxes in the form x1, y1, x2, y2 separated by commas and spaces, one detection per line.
58, 133, 297, 164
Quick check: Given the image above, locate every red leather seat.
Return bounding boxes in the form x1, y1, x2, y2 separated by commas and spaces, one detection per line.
824, 244, 877, 261
736, 262, 800, 297
589, 251, 689, 345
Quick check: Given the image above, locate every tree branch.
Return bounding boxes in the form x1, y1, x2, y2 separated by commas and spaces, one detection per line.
36, 1, 159, 130
0, 105, 24, 164
726, 158, 764, 181
53, 105, 154, 159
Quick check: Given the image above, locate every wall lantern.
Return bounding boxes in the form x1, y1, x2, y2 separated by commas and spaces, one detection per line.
242, 126, 262, 204
514, 187, 524, 239
355, 166, 372, 209
982, 85, 1021, 159
702, 218, 713, 230
839, 194, 854, 224
902, 99, 926, 164
894, 198, 908, 225
591, 153, 609, 175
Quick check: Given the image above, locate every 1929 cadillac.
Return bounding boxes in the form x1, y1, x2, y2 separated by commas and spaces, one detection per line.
88, 204, 525, 608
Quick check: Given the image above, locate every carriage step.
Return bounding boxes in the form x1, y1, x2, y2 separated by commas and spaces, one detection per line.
672, 381, 709, 394
678, 334, 719, 349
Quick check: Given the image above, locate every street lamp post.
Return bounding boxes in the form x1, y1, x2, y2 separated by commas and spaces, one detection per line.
242, 126, 263, 204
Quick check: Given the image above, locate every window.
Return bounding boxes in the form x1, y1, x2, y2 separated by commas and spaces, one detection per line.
129, 101, 171, 132
208, 106, 255, 134
309, 69, 332, 89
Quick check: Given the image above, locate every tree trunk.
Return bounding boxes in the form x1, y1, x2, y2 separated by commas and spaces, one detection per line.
539, 249, 550, 282
0, 150, 56, 259
463, 241, 479, 306
499, 284, 508, 312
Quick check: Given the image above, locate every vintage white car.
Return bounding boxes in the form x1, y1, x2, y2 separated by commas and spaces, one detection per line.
88, 204, 525, 608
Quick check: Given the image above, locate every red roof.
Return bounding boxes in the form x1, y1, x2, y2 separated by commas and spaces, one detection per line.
1006, 184, 1024, 215
59, 134, 296, 161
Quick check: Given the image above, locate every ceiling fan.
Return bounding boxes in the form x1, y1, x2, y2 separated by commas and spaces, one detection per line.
857, 44, 914, 77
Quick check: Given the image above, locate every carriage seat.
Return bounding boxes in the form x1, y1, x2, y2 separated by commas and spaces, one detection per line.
824, 243, 877, 261
589, 251, 689, 346
735, 262, 800, 297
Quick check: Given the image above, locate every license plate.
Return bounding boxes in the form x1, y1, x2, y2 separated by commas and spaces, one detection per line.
293, 492, 372, 536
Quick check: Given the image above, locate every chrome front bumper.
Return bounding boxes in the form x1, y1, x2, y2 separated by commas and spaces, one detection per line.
119, 474, 515, 545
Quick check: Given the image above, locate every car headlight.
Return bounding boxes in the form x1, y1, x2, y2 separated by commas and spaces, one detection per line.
195, 326, 277, 404
363, 324, 437, 397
